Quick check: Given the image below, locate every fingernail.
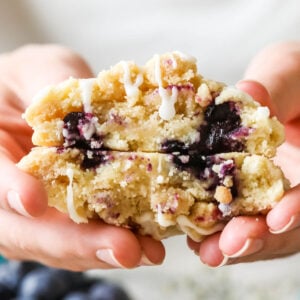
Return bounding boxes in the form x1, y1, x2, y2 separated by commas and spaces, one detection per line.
270, 214, 300, 234
225, 238, 264, 258
96, 249, 126, 268
139, 253, 157, 266
7, 190, 31, 217
213, 256, 230, 268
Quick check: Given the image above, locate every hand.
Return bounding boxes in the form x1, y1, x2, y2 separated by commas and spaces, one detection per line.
0, 45, 165, 271
187, 41, 300, 267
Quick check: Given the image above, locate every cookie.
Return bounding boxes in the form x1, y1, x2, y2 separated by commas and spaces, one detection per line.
23, 52, 283, 157
18, 52, 288, 241
18, 147, 287, 241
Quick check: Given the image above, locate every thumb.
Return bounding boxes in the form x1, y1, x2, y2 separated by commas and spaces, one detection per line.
267, 184, 300, 234
236, 80, 274, 115
0, 44, 94, 105
0, 149, 47, 217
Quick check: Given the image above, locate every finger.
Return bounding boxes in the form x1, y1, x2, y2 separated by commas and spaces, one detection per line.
218, 226, 300, 265
0, 44, 94, 105
0, 208, 144, 271
137, 235, 165, 266
219, 216, 267, 257
284, 120, 300, 148
186, 236, 200, 254
0, 148, 47, 217
197, 217, 268, 267
243, 41, 300, 123
198, 233, 225, 267
236, 80, 275, 115
274, 142, 300, 186
267, 184, 300, 234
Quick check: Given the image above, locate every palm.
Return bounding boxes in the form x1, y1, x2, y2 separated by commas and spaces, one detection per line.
0, 99, 33, 162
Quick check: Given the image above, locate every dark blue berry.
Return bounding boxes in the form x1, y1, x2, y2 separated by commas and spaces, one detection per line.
63, 291, 89, 300
88, 282, 131, 300
17, 267, 86, 300
0, 282, 15, 299
0, 260, 41, 293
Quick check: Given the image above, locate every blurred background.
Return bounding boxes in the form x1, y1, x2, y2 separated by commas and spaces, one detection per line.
0, 0, 300, 299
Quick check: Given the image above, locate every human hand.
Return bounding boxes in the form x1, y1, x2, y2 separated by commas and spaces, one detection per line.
188, 41, 300, 267
0, 45, 165, 271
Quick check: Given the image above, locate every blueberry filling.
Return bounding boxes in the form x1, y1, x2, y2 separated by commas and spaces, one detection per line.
62, 112, 107, 169
162, 101, 244, 193
63, 112, 104, 150
199, 101, 245, 154
81, 150, 111, 170
162, 101, 246, 157
172, 153, 237, 193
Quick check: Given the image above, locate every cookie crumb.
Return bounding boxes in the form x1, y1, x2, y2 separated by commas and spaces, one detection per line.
214, 185, 232, 204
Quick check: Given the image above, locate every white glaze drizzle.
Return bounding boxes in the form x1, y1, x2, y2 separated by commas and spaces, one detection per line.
79, 78, 96, 113
156, 205, 176, 227
66, 168, 87, 223
154, 55, 178, 121
121, 61, 143, 106
82, 117, 98, 140
170, 53, 178, 68
177, 215, 224, 241
135, 212, 164, 239
157, 155, 163, 173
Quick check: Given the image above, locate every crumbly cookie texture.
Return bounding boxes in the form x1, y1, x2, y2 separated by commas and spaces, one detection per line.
18, 51, 288, 241
24, 52, 284, 157
18, 147, 288, 242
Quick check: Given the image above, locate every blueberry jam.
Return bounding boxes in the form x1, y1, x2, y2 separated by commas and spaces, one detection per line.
172, 153, 237, 192
162, 101, 246, 157
63, 112, 103, 150
162, 101, 245, 191
62, 112, 107, 169
199, 101, 245, 154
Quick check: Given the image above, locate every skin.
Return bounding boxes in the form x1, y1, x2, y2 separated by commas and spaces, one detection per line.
0, 44, 165, 271
188, 41, 300, 267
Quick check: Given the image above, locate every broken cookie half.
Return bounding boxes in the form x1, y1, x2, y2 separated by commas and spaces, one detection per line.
18, 51, 289, 242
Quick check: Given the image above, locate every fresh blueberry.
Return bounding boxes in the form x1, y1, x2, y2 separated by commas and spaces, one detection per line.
0, 260, 41, 292
88, 282, 131, 300
0, 282, 15, 299
63, 291, 90, 300
17, 267, 86, 300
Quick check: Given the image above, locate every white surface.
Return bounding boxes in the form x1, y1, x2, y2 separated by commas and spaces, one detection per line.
91, 236, 300, 300
1, 0, 300, 83
1, 1, 300, 299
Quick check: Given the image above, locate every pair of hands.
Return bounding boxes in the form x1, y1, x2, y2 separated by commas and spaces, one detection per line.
0, 42, 299, 271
